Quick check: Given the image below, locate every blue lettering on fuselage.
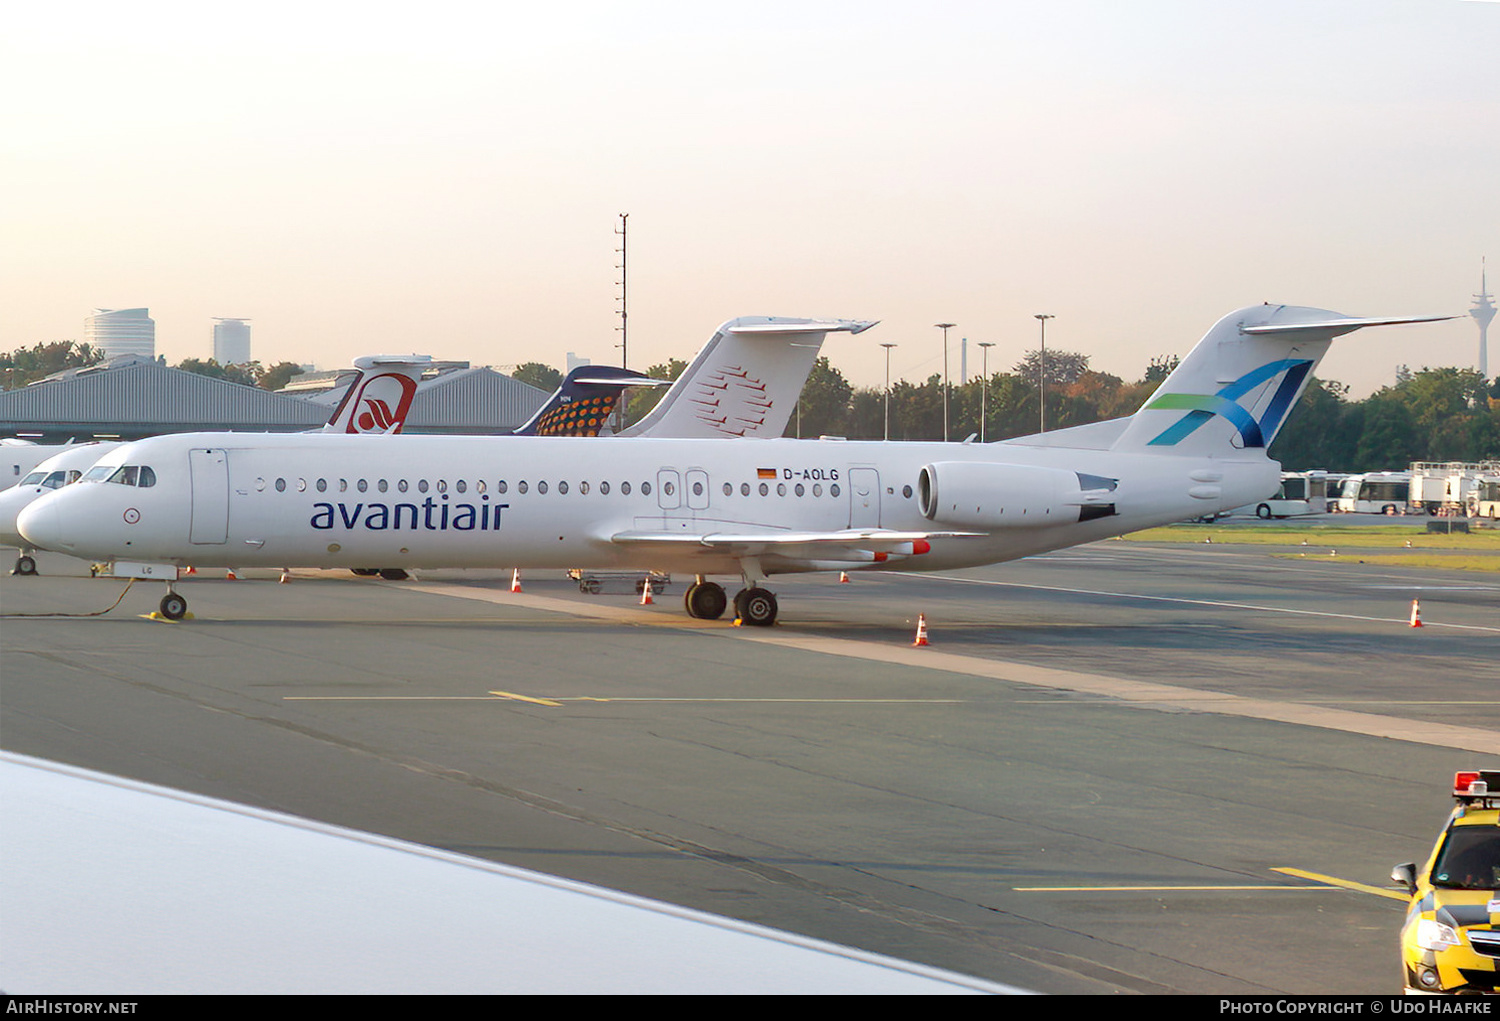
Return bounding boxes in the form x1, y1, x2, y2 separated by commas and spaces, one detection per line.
311, 497, 509, 531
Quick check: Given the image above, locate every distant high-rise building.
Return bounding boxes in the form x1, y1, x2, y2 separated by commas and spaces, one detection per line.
84, 308, 155, 360
213, 318, 252, 365
1471, 260, 1494, 380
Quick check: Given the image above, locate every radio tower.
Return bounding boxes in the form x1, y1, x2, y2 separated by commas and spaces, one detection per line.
1473, 258, 1495, 380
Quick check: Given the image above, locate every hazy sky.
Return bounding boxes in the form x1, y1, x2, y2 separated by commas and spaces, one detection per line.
3, 1, 1496, 399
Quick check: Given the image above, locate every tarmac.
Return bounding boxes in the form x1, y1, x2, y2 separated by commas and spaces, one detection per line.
3, 533, 1497, 994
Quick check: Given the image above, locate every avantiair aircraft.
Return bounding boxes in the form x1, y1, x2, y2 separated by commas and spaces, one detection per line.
17, 305, 1450, 624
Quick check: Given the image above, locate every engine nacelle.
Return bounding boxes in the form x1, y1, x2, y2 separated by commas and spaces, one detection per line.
917, 461, 1118, 528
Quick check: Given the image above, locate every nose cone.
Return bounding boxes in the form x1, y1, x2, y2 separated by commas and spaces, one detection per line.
16, 494, 70, 552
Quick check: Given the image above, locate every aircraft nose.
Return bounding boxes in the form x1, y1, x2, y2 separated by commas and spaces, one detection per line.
16, 495, 71, 552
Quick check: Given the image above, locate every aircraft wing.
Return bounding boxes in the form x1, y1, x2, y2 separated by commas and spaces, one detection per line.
610, 527, 974, 563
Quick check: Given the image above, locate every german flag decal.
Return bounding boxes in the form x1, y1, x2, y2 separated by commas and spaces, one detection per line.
757, 468, 777, 479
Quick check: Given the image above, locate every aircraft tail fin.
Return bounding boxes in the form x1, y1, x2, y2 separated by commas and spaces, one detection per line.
1111, 306, 1453, 456
322, 356, 432, 435
513, 366, 666, 436
618, 317, 877, 438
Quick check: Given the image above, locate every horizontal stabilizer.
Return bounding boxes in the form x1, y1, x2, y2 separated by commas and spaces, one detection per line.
727, 320, 879, 336
1240, 314, 1456, 337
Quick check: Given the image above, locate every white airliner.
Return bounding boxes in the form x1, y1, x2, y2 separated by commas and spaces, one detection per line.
0, 440, 121, 574
16, 305, 1450, 625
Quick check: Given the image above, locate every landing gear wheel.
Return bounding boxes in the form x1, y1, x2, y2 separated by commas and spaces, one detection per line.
13, 555, 37, 576
159, 593, 188, 621
735, 587, 778, 627
684, 581, 728, 620
1256, 504, 1271, 519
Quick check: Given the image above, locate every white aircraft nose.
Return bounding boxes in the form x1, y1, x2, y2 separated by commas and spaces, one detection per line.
16, 496, 70, 552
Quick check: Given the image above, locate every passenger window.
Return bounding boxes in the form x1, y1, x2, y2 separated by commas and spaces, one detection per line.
377, 479, 388, 493
316, 479, 327, 492
580, 481, 590, 495
794, 484, 804, 497
518, 481, 529, 494
538, 481, 549, 495
497, 480, 508, 494
357, 479, 368, 493
641, 482, 651, 496
476, 480, 487, 494
398, 479, 409, 493
600, 481, 610, 495
297, 478, 307, 492
723, 483, 732, 496
621, 482, 631, 496
437, 479, 448, 494
275, 477, 287, 492
557, 481, 568, 495
758, 482, 769, 496
776, 483, 787, 497
456, 479, 467, 494
338, 479, 348, 492
830, 484, 840, 498
418, 479, 429, 493
740, 483, 750, 496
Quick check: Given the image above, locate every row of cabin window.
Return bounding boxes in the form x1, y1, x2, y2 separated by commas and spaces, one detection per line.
253, 477, 884, 501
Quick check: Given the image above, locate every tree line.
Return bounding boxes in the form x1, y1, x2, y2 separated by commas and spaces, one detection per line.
9, 340, 1496, 468
1, 341, 302, 393
613, 351, 1499, 470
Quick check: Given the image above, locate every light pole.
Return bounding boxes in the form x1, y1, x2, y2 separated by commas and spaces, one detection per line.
1034, 314, 1054, 433
978, 341, 995, 443
880, 342, 897, 441
934, 323, 955, 441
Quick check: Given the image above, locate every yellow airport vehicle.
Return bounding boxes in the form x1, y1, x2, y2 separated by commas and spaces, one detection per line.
1392, 770, 1500, 994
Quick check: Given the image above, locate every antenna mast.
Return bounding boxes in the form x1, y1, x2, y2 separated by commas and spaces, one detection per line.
615, 213, 629, 369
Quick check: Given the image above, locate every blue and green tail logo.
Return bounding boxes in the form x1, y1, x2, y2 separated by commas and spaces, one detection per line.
1145, 359, 1312, 448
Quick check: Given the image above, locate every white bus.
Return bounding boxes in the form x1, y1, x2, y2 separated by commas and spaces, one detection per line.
1334, 471, 1412, 515
1473, 476, 1500, 520
1242, 470, 1330, 519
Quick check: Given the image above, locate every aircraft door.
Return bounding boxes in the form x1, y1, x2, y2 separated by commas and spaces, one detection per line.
848, 467, 880, 528
656, 469, 681, 510
189, 448, 229, 544
685, 469, 710, 510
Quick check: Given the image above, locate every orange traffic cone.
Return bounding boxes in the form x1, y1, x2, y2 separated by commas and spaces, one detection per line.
510, 569, 522, 593
1409, 599, 1424, 628
839, 571, 850, 584
912, 614, 930, 647
183, 565, 197, 576
279, 569, 291, 584
640, 577, 654, 605
225, 568, 239, 580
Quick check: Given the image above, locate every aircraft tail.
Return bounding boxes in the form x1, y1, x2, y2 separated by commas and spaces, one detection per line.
1111, 305, 1453, 456
617, 317, 877, 438
322, 356, 432, 435
513, 366, 666, 436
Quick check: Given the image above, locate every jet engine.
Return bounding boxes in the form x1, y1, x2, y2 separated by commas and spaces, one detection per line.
916, 461, 1118, 528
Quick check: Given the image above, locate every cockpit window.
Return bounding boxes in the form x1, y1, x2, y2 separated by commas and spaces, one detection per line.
20, 471, 47, 486
83, 465, 113, 482
42, 471, 67, 489
138, 466, 156, 488
107, 466, 140, 486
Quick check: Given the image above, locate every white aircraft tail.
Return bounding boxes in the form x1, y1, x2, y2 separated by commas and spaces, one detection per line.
323, 356, 432, 435
618, 317, 876, 439
1111, 305, 1452, 456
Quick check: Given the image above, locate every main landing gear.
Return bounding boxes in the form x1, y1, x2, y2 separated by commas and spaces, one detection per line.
11, 553, 37, 576
682, 576, 779, 627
